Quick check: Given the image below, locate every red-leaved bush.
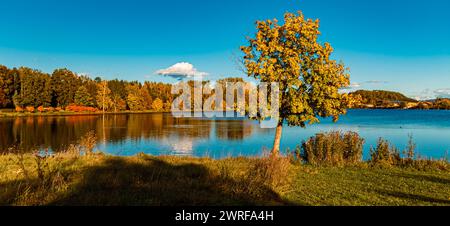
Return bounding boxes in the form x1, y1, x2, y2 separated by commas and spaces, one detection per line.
25, 106, 35, 113
65, 104, 98, 112
15, 106, 24, 112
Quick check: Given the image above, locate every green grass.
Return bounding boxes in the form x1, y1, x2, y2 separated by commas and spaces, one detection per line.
1, 152, 449, 206
288, 166, 450, 206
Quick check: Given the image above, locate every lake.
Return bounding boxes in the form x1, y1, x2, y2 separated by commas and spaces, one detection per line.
1, 109, 450, 159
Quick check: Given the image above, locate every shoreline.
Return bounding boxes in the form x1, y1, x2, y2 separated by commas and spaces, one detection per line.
1, 108, 450, 118
0, 110, 172, 118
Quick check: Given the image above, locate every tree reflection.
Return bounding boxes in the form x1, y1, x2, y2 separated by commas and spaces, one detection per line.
0, 113, 265, 153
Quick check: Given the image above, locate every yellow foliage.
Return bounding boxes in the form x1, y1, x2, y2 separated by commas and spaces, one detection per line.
241, 11, 350, 127
151, 98, 164, 112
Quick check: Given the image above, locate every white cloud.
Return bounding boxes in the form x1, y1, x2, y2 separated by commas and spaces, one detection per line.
341, 80, 390, 91
349, 82, 361, 88
434, 88, 450, 98
365, 80, 389, 84
411, 89, 433, 101
156, 62, 208, 80
410, 88, 450, 100
342, 82, 361, 90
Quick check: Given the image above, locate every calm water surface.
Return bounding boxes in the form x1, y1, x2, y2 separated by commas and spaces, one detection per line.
1, 109, 450, 159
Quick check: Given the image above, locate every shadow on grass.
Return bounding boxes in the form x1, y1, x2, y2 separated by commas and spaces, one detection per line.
376, 190, 450, 205
395, 172, 450, 186
31, 157, 287, 206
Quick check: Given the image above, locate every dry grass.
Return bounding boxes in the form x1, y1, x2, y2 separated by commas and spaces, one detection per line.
0, 149, 296, 206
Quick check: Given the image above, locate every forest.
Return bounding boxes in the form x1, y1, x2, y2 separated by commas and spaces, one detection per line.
350, 90, 417, 104
0, 64, 177, 112
0, 64, 248, 113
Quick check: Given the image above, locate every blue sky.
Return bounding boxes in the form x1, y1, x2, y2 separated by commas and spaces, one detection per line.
0, 0, 449, 99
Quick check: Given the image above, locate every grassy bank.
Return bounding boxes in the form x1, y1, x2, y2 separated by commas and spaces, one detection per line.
0, 153, 292, 206
1, 152, 449, 206
289, 166, 450, 205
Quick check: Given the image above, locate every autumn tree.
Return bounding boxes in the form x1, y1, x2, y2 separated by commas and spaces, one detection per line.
0, 86, 6, 108
111, 94, 127, 112
109, 79, 128, 100
0, 66, 7, 107
75, 86, 95, 106
15, 67, 52, 107
141, 88, 152, 110
151, 98, 164, 112
51, 68, 81, 107
80, 75, 99, 106
0, 65, 15, 108
346, 93, 363, 108
126, 83, 151, 111
126, 84, 142, 111
96, 80, 113, 112
241, 11, 350, 154
144, 81, 173, 103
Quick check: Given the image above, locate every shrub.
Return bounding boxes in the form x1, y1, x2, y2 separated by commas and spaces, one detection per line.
79, 131, 97, 155
369, 138, 401, 167
37, 106, 45, 112
25, 106, 35, 113
15, 106, 24, 112
297, 131, 364, 166
370, 135, 449, 170
65, 104, 98, 112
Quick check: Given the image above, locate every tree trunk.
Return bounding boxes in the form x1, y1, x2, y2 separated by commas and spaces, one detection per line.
102, 82, 105, 114
272, 124, 283, 155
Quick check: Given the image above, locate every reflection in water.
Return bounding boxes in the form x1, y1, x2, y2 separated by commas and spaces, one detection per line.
1, 110, 450, 159
0, 113, 259, 155
215, 120, 254, 140
167, 137, 194, 155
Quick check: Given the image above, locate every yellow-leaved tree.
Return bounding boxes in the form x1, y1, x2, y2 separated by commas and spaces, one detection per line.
241, 11, 351, 154
152, 98, 164, 112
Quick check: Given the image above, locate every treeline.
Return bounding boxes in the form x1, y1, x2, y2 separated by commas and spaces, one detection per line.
349, 89, 450, 110
0, 64, 251, 113
0, 65, 174, 112
428, 98, 450, 110
350, 90, 417, 106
